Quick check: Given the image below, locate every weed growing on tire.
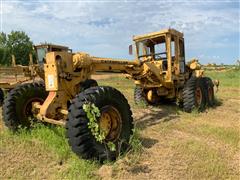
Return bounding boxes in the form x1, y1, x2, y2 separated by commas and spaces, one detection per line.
83, 102, 116, 151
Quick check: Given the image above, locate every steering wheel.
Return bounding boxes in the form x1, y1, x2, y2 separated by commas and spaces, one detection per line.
155, 53, 162, 59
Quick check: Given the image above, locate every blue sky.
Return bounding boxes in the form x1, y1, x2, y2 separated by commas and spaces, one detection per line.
2, 0, 239, 64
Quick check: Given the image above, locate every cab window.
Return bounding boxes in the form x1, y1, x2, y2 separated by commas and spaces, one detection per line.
36, 48, 47, 64
136, 35, 167, 61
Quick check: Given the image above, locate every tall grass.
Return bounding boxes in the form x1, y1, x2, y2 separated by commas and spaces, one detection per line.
205, 69, 240, 88
1, 124, 99, 179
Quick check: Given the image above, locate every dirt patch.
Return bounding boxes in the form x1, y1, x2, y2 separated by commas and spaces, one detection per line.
97, 165, 113, 179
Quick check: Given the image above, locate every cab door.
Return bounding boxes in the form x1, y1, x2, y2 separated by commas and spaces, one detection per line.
172, 36, 185, 75
179, 38, 185, 74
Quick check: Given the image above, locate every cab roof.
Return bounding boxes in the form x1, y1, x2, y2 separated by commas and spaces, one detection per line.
34, 43, 69, 51
133, 28, 184, 42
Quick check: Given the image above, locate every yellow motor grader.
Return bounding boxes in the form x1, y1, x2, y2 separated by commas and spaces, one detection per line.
0, 44, 71, 105
2, 29, 215, 161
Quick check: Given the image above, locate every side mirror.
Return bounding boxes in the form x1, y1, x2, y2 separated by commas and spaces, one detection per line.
129, 44, 133, 55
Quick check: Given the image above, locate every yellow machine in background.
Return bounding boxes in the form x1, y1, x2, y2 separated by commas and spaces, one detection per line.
2, 29, 215, 161
0, 44, 71, 105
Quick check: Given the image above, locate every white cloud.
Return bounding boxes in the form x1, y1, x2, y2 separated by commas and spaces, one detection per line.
2, 0, 239, 63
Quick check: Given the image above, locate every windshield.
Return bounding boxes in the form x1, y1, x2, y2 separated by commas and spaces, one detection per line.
136, 36, 167, 61
137, 41, 150, 58
36, 48, 47, 64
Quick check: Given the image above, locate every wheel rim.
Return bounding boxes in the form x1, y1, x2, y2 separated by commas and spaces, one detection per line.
99, 105, 122, 142
23, 97, 44, 118
195, 87, 203, 106
208, 87, 213, 102
147, 90, 153, 102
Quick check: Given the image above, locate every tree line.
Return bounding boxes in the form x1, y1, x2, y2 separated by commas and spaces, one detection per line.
0, 31, 35, 66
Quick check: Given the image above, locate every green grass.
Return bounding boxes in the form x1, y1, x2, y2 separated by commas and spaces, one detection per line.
59, 155, 98, 179
98, 76, 137, 107
0, 122, 144, 179
196, 124, 240, 148
20, 125, 70, 160
0, 124, 99, 179
98, 76, 135, 90
127, 128, 143, 163
172, 139, 234, 179
158, 114, 240, 149
205, 69, 240, 88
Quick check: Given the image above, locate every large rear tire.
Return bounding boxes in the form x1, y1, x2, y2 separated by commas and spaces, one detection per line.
66, 86, 133, 161
80, 79, 98, 91
2, 82, 48, 131
183, 77, 207, 112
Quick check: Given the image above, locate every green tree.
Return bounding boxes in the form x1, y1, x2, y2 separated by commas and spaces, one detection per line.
0, 31, 34, 65
7, 31, 34, 65
0, 32, 10, 65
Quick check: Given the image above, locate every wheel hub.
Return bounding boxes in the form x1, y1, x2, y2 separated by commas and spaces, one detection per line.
195, 87, 202, 106
99, 105, 122, 142
23, 97, 44, 118
208, 87, 213, 102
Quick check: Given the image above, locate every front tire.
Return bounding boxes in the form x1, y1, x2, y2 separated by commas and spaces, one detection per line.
183, 77, 207, 112
2, 82, 48, 130
66, 86, 133, 161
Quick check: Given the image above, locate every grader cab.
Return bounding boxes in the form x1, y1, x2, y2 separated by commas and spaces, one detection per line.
34, 44, 71, 64
132, 28, 186, 79
33, 44, 71, 78
127, 29, 206, 108
2, 29, 215, 161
